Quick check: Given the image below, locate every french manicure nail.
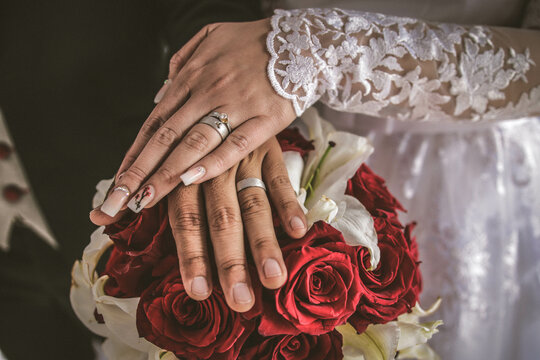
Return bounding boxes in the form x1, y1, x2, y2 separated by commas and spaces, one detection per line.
153, 79, 170, 103
127, 185, 155, 213
180, 166, 206, 186
263, 258, 282, 278
101, 185, 130, 217
232, 283, 252, 304
191, 276, 209, 296
290, 216, 306, 230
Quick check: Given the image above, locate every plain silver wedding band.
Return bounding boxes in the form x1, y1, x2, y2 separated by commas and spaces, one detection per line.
236, 178, 267, 193
199, 116, 230, 140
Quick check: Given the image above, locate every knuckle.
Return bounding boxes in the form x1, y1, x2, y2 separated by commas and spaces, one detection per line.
124, 165, 148, 183
180, 252, 207, 268
270, 174, 291, 190
228, 132, 250, 153
209, 206, 240, 232
169, 51, 183, 67
239, 193, 267, 217
211, 154, 226, 173
278, 198, 298, 212
153, 126, 179, 147
185, 59, 204, 77
184, 129, 210, 153
142, 116, 165, 137
156, 166, 178, 184
251, 235, 276, 253
172, 209, 205, 233
219, 258, 247, 274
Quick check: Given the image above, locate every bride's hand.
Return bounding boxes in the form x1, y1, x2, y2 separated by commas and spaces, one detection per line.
98, 19, 296, 217
91, 138, 307, 312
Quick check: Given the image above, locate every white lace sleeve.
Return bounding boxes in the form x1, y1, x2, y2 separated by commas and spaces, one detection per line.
267, 8, 540, 121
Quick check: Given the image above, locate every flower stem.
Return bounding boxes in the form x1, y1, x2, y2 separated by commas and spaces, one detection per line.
305, 141, 336, 201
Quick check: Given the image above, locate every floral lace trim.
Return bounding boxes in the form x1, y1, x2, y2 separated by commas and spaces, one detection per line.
267, 8, 539, 121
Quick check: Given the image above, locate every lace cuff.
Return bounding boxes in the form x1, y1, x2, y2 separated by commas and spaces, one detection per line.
267, 8, 540, 121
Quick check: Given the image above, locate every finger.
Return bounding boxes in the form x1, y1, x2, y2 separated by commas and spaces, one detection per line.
168, 25, 214, 81
263, 138, 307, 238
113, 76, 193, 183
203, 169, 255, 312
89, 206, 128, 226
154, 25, 213, 104
180, 115, 283, 185
127, 106, 249, 213
101, 97, 209, 217
168, 184, 213, 300
236, 151, 287, 290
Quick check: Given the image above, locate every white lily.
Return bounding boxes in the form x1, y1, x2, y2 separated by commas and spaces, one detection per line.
70, 227, 113, 338
339, 322, 399, 360
337, 301, 443, 360
288, 108, 379, 269
92, 276, 153, 353
395, 300, 443, 360
148, 348, 179, 360
73, 178, 182, 359
102, 336, 148, 360
92, 178, 114, 208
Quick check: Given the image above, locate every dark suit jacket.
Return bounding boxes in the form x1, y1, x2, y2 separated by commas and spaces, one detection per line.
0, 1, 261, 358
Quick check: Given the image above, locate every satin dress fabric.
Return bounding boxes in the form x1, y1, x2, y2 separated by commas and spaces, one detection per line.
282, 0, 540, 358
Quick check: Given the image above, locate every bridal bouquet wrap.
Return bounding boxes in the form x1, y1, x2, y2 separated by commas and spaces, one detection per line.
71, 109, 442, 360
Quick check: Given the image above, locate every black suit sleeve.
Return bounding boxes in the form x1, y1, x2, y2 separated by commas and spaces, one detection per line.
156, 0, 263, 53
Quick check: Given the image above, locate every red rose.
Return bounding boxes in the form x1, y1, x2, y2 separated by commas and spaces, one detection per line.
239, 330, 343, 360
276, 127, 314, 157
102, 248, 177, 298
136, 270, 257, 360
104, 200, 174, 260
348, 218, 421, 333
259, 222, 362, 336
346, 164, 405, 215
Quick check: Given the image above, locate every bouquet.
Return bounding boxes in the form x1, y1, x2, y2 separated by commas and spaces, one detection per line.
71, 108, 442, 360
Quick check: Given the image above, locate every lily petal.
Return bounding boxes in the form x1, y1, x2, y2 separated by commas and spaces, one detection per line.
396, 343, 441, 360
306, 195, 339, 226
283, 151, 304, 195
93, 276, 152, 353
398, 299, 443, 324
396, 320, 443, 350
305, 132, 373, 208
102, 336, 148, 360
70, 227, 113, 338
332, 195, 380, 269
338, 322, 399, 360
93, 178, 114, 208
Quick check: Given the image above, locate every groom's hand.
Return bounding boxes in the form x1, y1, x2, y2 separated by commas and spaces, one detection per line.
167, 138, 306, 312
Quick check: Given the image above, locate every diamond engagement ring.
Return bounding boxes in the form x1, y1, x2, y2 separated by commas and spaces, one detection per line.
209, 111, 232, 133
236, 178, 267, 193
199, 112, 231, 140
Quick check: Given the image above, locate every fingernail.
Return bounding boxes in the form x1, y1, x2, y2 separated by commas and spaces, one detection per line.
180, 166, 206, 186
127, 185, 155, 213
101, 185, 130, 217
191, 276, 209, 296
263, 258, 282, 278
153, 79, 170, 103
290, 216, 306, 230
232, 283, 252, 304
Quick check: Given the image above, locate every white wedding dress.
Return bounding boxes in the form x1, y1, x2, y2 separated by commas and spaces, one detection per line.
268, 1, 540, 359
